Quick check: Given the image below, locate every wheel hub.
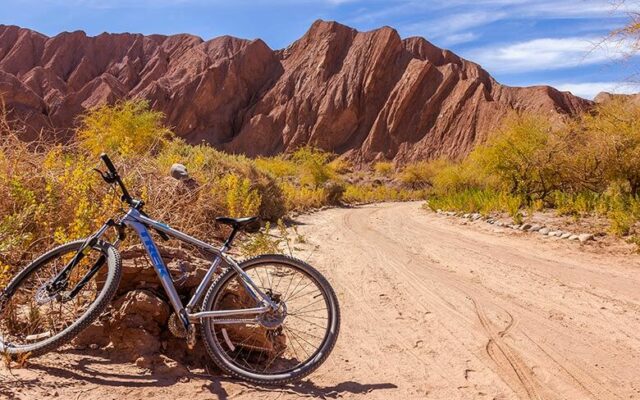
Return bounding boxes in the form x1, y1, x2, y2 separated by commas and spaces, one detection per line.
35, 282, 63, 305
259, 295, 287, 330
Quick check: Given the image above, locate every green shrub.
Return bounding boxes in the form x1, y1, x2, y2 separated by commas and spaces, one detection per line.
343, 184, 426, 203
373, 161, 394, 177
79, 100, 172, 157
255, 156, 298, 179
292, 147, 334, 188
328, 158, 352, 175
217, 174, 261, 218
399, 159, 454, 189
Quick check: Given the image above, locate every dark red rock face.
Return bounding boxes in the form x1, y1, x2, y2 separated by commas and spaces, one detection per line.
0, 20, 592, 161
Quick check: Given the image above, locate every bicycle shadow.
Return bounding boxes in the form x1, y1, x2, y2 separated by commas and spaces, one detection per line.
205, 378, 398, 399
25, 358, 231, 399
24, 352, 396, 400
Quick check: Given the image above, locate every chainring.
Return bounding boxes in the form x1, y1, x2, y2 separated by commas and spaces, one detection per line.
168, 312, 187, 338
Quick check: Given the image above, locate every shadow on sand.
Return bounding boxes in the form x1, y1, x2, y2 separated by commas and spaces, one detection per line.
22, 352, 396, 400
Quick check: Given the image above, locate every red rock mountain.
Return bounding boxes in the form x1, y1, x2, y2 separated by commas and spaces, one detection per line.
0, 20, 591, 162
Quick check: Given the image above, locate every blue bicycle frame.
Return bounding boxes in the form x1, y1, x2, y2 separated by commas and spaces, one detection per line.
98, 208, 278, 330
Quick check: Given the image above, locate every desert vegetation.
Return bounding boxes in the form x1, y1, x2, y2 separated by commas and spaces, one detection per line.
424, 97, 640, 244
0, 100, 427, 286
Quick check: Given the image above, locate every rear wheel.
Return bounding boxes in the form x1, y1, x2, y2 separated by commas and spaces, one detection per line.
200, 254, 340, 385
0, 240, 121, 357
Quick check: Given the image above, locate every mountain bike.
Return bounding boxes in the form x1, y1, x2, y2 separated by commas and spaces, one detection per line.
0, 154, 340, 385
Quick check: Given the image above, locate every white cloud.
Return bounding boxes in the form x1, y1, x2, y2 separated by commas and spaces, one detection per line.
399, 11, 505, 46
467, 36, 634, 72
553, 81, 639, 99
440, 32, 479, 46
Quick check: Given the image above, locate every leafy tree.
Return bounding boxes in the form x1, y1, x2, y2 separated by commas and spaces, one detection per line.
470, 113, 566, 202
580, 98, 640, 194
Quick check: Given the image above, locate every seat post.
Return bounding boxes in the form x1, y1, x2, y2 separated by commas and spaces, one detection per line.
222, 226, 239, 249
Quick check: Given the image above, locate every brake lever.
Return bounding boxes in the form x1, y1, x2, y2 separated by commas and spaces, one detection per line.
93, 168, 117, 184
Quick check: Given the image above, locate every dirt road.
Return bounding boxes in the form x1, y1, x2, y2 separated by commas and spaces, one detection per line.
3, 202, 640, 399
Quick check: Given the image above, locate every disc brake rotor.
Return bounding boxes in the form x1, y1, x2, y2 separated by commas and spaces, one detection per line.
35, 283, 63, 305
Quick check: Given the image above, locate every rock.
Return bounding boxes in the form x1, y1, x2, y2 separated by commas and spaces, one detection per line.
463, 213, 471, 219
561, 232, 572, 239
470, 213, 482, 221
92, 244, 284, 368
0, 22, 591, 160
578, 233, 594, 243
117, 245, 210, 294
528, 224, 542, 232
107, 290, 170, 359
72, 321, 110, 349
539, 228, 550, 235
170, 163, 189, 180
113, 290, 171, 327
569, 235, 580, 241
520, 223, 532, 230
549, 231, 564, 237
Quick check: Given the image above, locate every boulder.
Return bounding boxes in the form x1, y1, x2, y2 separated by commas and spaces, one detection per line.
77, 244, 285, 368
578, 233, 594, 243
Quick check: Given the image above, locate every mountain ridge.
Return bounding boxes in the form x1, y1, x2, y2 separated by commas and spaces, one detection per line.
0, 20, 591, 162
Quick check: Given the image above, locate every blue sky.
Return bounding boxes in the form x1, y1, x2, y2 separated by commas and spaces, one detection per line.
1, 0, 639, 98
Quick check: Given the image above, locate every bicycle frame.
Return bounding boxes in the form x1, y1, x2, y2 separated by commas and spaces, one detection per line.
99, 208, 278, 330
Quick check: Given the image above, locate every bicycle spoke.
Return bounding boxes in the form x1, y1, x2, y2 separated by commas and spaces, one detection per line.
0, 245, 105, 348
210, 262, 332, 376
288, 314, 328, 330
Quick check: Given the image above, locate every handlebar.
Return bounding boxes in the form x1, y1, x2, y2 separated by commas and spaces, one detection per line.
100, 153, 134, 205
100, 153, 117, 175
98, 154, 168, 241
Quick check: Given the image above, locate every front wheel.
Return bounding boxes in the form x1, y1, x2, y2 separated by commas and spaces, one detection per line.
0, 240, 122, 357
200, 254, 340, 385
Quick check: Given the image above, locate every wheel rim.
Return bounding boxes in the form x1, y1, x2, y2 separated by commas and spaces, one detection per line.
0, 245, 108, 350
208, 262, 332, 376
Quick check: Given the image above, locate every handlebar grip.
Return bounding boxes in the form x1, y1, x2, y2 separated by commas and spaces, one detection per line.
100, 153, 117, 175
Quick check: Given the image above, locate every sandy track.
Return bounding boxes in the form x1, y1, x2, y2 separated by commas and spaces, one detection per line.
3, 202, 640, 399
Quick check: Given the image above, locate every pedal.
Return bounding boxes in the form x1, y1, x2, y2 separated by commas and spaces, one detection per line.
187, 324, 197, 349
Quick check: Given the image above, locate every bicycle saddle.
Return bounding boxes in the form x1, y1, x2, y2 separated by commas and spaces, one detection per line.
215, 216, 260, 232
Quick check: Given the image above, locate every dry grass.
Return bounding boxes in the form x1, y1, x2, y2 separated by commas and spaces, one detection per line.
0, 101, 421, 286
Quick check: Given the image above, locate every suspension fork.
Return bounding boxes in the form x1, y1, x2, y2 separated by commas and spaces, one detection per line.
48, 219, 122, 297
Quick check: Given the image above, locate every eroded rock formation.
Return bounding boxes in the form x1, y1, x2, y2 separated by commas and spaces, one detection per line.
0, 20, 592, 161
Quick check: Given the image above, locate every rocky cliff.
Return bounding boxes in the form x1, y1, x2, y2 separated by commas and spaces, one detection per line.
0, 20, 591, 162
